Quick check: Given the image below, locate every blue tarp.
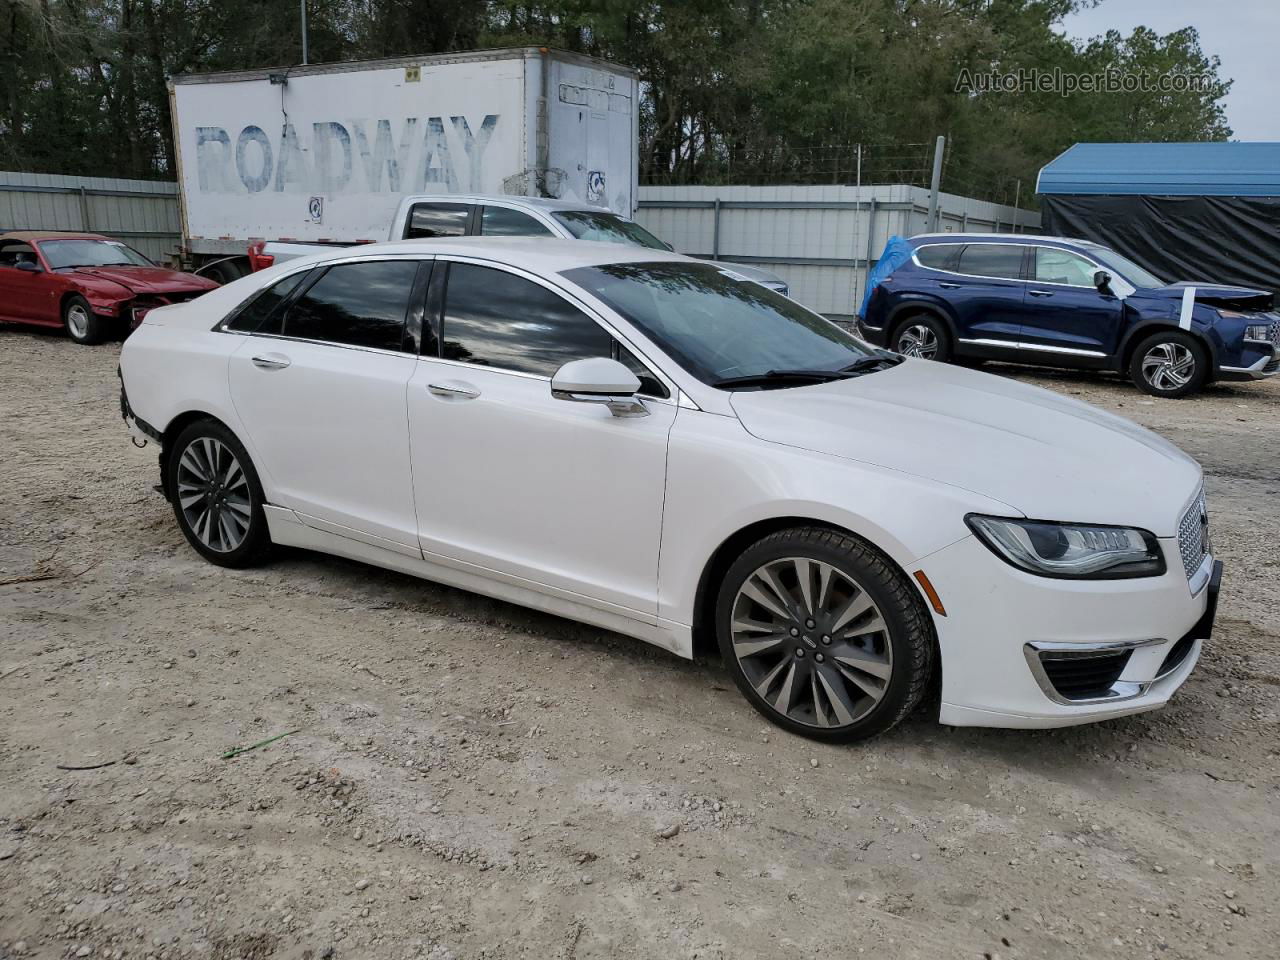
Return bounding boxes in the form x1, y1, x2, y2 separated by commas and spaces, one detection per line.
858, 235, 912, 318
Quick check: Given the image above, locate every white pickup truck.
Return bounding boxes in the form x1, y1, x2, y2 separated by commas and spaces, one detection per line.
252, 193, 790, 296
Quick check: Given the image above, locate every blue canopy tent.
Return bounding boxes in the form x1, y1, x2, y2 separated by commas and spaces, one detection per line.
1037, 142, 1280, 295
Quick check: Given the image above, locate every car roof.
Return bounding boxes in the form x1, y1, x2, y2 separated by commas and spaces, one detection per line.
0, 230, 114, 243
293, 236, 691, 273
402, 194, 608, 214
909, 232, 1093, 246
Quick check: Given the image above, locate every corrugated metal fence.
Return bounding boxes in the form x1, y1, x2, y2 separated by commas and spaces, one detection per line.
0, 171, 180, 263
636, 185, 1040, 317
0, 171, 1040, 317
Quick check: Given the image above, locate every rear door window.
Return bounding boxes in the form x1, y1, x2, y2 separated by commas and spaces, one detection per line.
273, 260, 419, 351
957, 244, 1026, 280
479, 206, 554, 237
404, 203, 471, 239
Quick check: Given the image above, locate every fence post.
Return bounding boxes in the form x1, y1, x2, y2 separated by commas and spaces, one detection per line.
711, 197, 722, 260
860, 198, 877, 315
77, 186, 92, 232
926, 136, 945, 232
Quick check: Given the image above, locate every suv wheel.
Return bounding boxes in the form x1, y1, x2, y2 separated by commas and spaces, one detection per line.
716, 527, 934, 742
892, 315, 952, 362
167, 419, 272, 567
1130, 330, 1208, 398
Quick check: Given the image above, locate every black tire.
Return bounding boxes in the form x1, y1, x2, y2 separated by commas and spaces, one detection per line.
715, 526, 935, 743
891, 313, 953, 362
63, 294, 108, 345
166, 419, 272, 568
1128, 330, 1209, 398
202, 259, 246, 286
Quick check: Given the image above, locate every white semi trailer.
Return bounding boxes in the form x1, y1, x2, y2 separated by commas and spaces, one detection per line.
168, 47, 639, 283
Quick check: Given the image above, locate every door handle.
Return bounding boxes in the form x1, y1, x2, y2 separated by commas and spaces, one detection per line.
1027, 289, 1055, 298
428, 382, 480, 400
251, 353, 291, 369
938, 282, 962, 289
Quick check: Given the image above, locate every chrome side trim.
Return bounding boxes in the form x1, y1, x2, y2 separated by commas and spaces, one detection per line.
1023, 638, 1162, 706
958, 338, 1107, 357
1220, 355, 1275, 379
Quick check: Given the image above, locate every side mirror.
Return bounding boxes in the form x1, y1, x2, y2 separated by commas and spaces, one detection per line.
551, 357, 648, 418
1093, 269, 1112, 293
15, 260, 41, 273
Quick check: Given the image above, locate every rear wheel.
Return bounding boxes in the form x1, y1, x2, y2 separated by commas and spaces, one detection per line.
892, 314, 952, 362
63, 294, 107, 345
167, 419, 271, 568
1129, 330, 1208, 398
716, 527, 934, 742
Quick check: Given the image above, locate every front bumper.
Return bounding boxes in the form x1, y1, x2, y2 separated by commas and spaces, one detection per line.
921, 533, 1218, 729
1218, 351, 1279, 380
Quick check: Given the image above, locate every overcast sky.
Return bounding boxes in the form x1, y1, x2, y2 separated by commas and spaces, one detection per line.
1059, 0, 1278, 141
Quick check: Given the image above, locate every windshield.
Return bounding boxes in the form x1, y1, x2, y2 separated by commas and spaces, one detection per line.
553, 210, 669, 250
1086, 246, 1165, 289
563, 261, 877, 386
39, 238, 154, 269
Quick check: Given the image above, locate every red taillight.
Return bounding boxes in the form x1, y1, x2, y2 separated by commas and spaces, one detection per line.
247, 241, 274, 272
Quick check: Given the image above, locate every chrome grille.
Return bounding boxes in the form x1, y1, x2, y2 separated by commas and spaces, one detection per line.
1177, 489, 1210, 579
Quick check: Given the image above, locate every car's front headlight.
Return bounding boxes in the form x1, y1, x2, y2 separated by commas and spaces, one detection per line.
1244, 323, 1271, 342
965, 515, 1166, 579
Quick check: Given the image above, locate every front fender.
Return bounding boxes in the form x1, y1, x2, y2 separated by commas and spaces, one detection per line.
657, 409, 1015, 631
76, 278, 133, 316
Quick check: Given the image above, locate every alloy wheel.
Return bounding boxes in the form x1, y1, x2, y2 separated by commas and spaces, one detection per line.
896, 324, 939, 360
1141, 342, 1196, 391
66, 304, 90, 340
176, 437, 253, 553
730, 557, 893, 729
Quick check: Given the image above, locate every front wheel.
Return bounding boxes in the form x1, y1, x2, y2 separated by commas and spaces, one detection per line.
716, 527, 935, 742
166, 420, 272, 568
1129, 330, 1208, 398
63, 294, 108, 345
892, 314, 952, 362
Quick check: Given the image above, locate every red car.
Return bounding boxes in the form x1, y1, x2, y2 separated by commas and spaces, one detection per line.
0, 231, 219, 345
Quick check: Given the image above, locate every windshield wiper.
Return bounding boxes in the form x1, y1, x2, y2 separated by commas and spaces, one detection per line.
713, 354, 904, 390
712, 369, 857, 389
840, 352, 903, 373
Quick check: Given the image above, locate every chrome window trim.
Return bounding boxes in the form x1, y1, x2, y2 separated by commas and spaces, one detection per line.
909, 242, 1032, 284
431, 253, 680, 402
910, 240, 1131, 293
216, 254, 435, 334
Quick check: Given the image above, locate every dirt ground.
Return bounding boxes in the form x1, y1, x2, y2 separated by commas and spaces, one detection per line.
1, 326, 1277, 960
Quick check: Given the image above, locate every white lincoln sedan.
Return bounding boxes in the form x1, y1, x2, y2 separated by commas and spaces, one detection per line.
119, 238, 1219, 741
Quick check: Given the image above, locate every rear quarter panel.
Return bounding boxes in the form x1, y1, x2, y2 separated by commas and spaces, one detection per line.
120, 314, 245, 459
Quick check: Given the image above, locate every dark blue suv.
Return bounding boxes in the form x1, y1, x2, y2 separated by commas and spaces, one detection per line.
859, 233, 1279, 397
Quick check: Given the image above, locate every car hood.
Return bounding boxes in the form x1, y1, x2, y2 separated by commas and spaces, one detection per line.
728, 360, 1201, 536
1138, 282, 1273, 312
68, 265, 218, 295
